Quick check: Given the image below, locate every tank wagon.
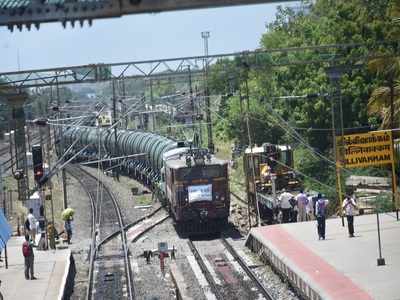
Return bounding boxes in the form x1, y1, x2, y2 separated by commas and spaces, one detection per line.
62, 127, 230, 234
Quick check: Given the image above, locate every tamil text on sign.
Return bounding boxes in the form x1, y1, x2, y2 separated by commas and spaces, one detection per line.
340, 130, 393, 168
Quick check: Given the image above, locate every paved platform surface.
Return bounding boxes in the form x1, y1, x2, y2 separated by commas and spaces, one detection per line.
247, 213, 400, 300
0, 236, 71, 300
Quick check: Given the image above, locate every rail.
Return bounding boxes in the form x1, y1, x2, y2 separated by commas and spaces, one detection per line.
97, 206, 164, 248
187, 239, 224, 300
65, 165, 97, 300
66, 165, 135, 300
220, 238, 275, 300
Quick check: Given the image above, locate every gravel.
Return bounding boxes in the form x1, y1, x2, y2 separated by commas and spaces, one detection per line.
226, 236, 300, 300
81, 166, 157, 225
64, 171, 93, 300
68, 164, 299, 300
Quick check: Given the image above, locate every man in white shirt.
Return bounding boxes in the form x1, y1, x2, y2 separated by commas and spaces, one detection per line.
279, 189, 294, 223
342, 196, 358, 237
27, 208, 37, 244
296, 190, 309, 222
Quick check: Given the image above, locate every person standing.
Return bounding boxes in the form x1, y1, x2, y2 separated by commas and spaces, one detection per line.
316, 194, 329, 240
279, 189, 294, 223
64, 218, 73, 244
22, 234, 37, 280
27, 208, 37, 244
289, 196, 298, 223
343, 196, 358, 237
47, 222, 56, 250
296, 190, 309, 222
37, 206, 47, 250
306, 194, 314, 220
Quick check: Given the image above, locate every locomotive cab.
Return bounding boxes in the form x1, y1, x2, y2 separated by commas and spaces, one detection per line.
163, 148, 230, 234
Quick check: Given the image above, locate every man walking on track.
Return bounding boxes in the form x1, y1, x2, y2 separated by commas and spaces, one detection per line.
316, 194, 329, 240
22, 234, 37, 280
343, 195, 358, 237
296, 190, 309, 222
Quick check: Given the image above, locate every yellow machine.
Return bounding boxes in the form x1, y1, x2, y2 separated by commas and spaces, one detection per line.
243, 143, 300, 223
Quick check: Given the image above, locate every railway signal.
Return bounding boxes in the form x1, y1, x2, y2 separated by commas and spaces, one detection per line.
32, 144, 44, 183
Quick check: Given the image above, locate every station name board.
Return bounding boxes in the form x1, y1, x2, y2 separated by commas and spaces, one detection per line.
339, 130, 393, 168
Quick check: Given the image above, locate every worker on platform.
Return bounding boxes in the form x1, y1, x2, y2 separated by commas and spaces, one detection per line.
47, 222, 57, 250
279, 189, 294, 223
296, 190, 309, 222
316, 193, 329, 240
64, 218, 73, 244
22, 234, 37, 280
342, 195, 358, 237
26, 208, 38, 244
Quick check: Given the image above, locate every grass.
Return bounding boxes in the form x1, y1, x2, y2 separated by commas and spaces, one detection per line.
214, 139, 247, 199
134, 194, 153, 205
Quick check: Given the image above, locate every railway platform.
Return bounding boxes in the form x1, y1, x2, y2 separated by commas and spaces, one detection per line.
246, 212, 400, 300
0, 236, 72, 300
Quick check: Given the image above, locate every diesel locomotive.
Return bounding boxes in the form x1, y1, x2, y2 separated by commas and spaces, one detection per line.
62, 127, 230, 234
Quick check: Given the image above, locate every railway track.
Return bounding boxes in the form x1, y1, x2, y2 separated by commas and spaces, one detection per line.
66, 165, 135, 300
0, 146, 9, 157
188, 237, 275, 300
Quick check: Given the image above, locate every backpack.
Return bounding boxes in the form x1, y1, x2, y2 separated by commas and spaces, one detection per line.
316, 200, 326, 217
22, 241, 31, 257
25, 219, 30, 231
289, 197, 297, 208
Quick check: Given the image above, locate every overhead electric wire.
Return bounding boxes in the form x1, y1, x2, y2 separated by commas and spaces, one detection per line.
200, 93, 350, 174
262, 99, 353, 174
197, 95, 351, 176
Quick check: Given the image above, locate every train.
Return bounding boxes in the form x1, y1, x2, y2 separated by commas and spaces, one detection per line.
62, 126, 230, 234
243, 143, 300, 224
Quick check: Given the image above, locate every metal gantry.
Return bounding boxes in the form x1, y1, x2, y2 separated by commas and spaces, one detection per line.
0, 0, 298, 31
0, 43, 381, 90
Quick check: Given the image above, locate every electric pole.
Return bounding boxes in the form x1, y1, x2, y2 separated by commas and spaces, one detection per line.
187, 65, 197, 146
122, 77, 128, 130
202, 31, 214, 153
326, 66, 345, 227
150, 78, 156, 132
55, 78, 68, 210
243, 67, 261, 227
112, 79, 120, 181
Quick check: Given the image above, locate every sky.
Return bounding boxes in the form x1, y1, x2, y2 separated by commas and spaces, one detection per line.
0, 1, 299, 72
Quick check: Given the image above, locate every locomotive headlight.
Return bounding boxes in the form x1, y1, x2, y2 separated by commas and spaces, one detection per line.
221, 196, 225, 201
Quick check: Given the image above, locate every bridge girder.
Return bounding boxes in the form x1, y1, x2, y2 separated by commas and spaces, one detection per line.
0, 0, 296, 31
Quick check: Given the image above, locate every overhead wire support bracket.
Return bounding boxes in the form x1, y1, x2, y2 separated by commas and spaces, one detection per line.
0, 42, 394, 89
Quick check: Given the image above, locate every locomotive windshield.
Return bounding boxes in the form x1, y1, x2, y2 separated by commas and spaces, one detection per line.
175, 165, 224, 181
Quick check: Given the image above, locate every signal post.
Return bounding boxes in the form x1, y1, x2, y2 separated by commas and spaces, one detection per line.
1, 89, 30, 202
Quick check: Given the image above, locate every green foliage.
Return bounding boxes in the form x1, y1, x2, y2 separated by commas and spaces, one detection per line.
372, 193, 393, 213
208, 0, 398, 207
